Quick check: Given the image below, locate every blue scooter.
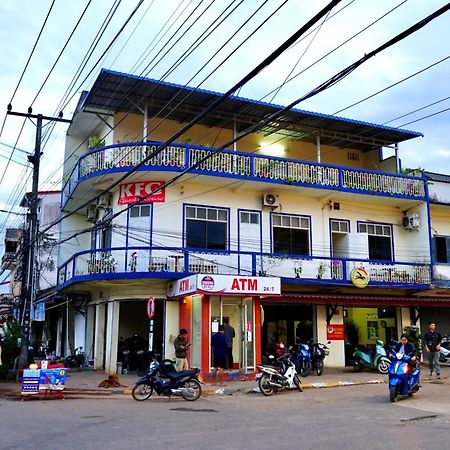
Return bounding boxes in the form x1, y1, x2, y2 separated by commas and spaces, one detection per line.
388, 352, 420, 402
292, 342, 312, 377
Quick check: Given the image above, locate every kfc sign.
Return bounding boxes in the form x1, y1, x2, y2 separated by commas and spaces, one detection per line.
118, 181, 165, 205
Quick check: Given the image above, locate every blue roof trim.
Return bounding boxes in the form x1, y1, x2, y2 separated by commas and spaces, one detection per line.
99, 68, 423, 138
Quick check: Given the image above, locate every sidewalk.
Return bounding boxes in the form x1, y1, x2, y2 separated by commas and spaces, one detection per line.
1, 366, 448, 399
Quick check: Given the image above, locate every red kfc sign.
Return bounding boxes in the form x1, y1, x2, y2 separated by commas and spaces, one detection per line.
118, 181, 165, 205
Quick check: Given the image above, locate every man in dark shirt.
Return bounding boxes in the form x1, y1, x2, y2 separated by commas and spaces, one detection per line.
211, 325, 227, 386
174, 329, 190, 371
223, 318, 235, 370
423, 322, 442, 379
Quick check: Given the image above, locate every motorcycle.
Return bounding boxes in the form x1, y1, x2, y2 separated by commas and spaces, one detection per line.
388, 351, 420, 402
310, 342, 330, 376
352, 339, 390, 374
63, 346, 85, 368
256, 351, 303, 396
292, 342, 312, 377
439, 344, 450, 364
131, 358, 202, 401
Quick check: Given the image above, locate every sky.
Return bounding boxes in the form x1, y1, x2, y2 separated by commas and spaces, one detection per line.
0, 0, 449, 245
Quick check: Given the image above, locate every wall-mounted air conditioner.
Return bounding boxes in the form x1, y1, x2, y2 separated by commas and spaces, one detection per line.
86, 204, 97, 222
262, 193, 279, 207
402, 213, 420, 230
97, 193, 111, 209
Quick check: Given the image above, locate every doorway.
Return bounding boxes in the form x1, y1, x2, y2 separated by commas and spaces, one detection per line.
210, 296, 254, 370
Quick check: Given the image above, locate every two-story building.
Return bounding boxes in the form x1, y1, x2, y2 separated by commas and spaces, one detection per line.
57, 69, 438, 375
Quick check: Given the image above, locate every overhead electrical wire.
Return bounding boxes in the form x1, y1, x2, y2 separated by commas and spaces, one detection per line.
52, 0, 450, 250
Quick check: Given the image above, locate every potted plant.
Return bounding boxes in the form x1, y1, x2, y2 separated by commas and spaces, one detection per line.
317, 261, 327, 279
129, 252, 137, 272
88, 136, 105, 150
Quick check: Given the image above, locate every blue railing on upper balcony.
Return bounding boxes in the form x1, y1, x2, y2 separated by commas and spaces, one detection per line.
61, 141, 427, 206
57, 245, 431, 289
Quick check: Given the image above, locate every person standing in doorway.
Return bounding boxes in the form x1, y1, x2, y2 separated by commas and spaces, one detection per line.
423, 322, 442, 379
211, 325, 227, 386
223, 318, 235, 370
174, 329, 190, 371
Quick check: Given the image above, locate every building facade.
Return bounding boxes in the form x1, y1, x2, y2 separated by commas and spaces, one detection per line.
57, 69, 442, 375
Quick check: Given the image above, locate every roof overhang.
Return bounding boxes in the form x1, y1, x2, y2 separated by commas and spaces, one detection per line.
80, 69, 423, 151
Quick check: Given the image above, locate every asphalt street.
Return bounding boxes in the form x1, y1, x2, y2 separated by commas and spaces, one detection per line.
1, 382, 450, 450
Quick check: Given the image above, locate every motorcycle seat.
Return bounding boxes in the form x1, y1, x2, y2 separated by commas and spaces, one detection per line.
166, 369, 198, 380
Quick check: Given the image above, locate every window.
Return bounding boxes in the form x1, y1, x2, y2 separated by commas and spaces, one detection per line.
185, 206, 228, 250
240, 211, 259, 224
130, 205, 151, 217
331, 219, 349, 233
272, 213, 310, 255
434, 236, 450, 263
358, 222, 392, 261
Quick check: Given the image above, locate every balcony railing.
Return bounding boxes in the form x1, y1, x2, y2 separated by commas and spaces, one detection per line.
61, 141, 426, 206
57, 246, 431, 288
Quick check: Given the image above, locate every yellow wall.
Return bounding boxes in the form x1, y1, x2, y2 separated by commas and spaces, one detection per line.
112, 113, 381, 170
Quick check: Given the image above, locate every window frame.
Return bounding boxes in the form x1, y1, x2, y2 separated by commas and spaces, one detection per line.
357, 220, 394, 262
434, 235, 450, 264
271, 212, 312, 256
184, 204, 230, 251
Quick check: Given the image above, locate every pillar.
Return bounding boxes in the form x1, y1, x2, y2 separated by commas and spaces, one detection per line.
316, 305, 345, 368
94, 303, 106, 370
105, 300, 120, 375
85, 304, 95, 363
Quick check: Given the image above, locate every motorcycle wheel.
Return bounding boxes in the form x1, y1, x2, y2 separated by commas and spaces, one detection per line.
316, 360, 324, 376
132, 384, 153, 401
439, 354, 446, 363
293, 374, 303, 392
352, 361, 362, 372
389, 386, 399, 403
377, 360, 390, 374
258, 373, 274, 396
181, 379, 202, 401
300, 361, 310, 377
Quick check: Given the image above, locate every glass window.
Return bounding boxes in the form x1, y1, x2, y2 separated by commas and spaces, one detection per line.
435, 236, 450, 263
185, 206, 228, 250
250, 213, 259, 224
331, 220, 349, 233
272, 213, 310, 256
186, 206, 195, 218
130, 206, 140, 218
240, 212, 249, 224
130, 205, 151, 218
358, 222, 393, 261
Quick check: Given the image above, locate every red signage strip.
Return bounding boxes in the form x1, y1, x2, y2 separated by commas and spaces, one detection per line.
118, 181, 165, 205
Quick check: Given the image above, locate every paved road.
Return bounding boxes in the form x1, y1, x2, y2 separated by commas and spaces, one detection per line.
1, 382, 450, 450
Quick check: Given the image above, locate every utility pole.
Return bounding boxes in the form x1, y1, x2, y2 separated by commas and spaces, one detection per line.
7, 109, 71, 368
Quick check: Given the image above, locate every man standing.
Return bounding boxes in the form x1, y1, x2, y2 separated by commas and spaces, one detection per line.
174, 329, 189, 371
211, 325, 227, 386
223, 318, 235, 370
423, 322, 442, 379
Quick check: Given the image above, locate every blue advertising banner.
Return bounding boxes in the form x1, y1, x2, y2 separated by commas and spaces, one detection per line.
39, 368, 67, 391
21, 369, 41, 395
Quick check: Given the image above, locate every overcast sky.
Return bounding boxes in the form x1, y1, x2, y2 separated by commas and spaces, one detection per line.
0, 0, 449, 233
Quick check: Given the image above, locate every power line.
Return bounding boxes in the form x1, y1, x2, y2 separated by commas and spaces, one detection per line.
54, 0, 450, 250
397, 106, 450, 128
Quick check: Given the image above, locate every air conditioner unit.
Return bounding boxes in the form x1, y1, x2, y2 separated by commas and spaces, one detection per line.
402, 213, 420, 230
262, 193, 280, 207
86, 204, 97, 222
97, 193, 111, 209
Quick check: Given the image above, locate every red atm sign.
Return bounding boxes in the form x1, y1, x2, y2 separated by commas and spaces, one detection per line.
118, 181, 165, 205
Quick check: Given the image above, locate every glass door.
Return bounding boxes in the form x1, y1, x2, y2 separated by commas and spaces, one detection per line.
240, 297, 254, 370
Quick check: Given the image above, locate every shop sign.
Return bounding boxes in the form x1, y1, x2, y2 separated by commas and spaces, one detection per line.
350, 267, 369, 288
197, 275, 280, 295
167, 275, 197, 298
147, 296, 155, 319
327, 324, 344, 340
118, 181, 165, 205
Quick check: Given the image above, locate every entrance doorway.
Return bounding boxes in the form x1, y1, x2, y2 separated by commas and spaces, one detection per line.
343, 306, 397, 365
260, 304, 313, 357
210, 296, 254, 370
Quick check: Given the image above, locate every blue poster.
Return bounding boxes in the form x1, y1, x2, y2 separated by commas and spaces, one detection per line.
39, 368, 67, 391
21, 369, 41, 395
32, 302, 45, 321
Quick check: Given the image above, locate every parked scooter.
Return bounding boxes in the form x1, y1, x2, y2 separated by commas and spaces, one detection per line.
256, 350, 303, 396
388, 351, 420, 402
310, 342, 330, 376
131, 358, 202, 401
352, 339, 390, 374
439, 344, 450, 364
293, 342, 312, 377
63, 347, 85, 368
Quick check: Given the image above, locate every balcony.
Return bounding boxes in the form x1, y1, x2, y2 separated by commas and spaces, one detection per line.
61, 142, 427, 207
57, 246, 431, 289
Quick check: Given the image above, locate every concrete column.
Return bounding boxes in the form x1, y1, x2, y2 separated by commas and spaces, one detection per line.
85, 305, 95, 363
316, 305, 345, 368
94, 303, 106, 370
143, 105, 148, 141
316, 134, 321, 163
105, 301, 120, 375
56, 315, 63, 357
